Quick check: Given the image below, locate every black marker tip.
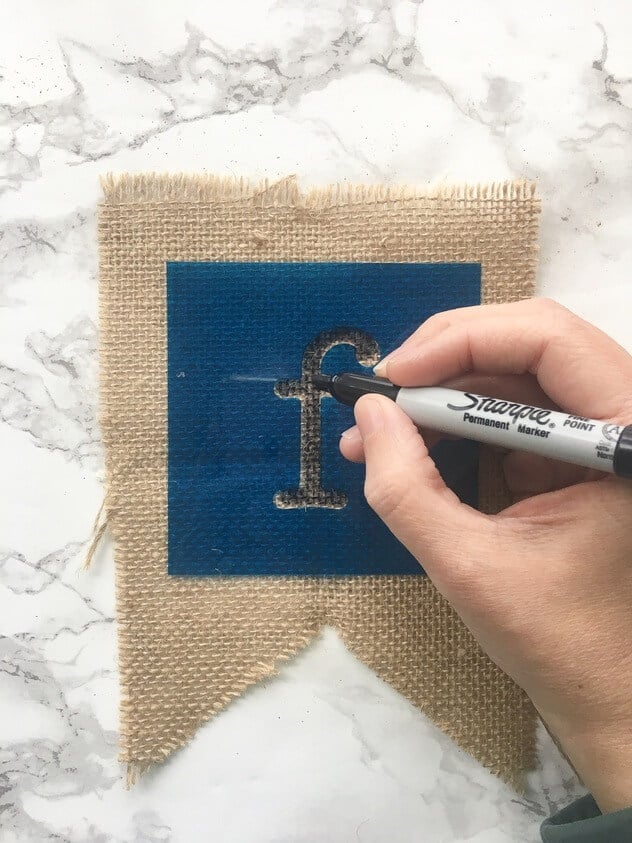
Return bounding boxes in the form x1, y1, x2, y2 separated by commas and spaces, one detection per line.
311, 372, 400, 406
312, 373, 333, 392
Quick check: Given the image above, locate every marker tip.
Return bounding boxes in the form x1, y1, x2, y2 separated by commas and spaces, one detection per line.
312, 373, 333, 392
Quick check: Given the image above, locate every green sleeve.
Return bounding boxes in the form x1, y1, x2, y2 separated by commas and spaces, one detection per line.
541, 794, 632, 841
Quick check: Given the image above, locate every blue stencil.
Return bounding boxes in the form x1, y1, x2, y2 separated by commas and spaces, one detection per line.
167, 262, 480, 576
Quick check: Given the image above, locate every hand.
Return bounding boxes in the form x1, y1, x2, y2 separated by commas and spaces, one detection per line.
340, 299, 632, 813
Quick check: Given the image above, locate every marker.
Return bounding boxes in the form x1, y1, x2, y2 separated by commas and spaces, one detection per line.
313, 371, 632, 478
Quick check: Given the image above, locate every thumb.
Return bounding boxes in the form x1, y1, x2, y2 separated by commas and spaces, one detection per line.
354, 394, 494, 583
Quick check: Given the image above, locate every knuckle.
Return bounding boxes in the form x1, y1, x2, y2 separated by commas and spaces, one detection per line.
436, 551, 479, 596
536, 296, 571, 321
535, 296, 560, 311
422, 312, 451, 333
364, 471, 409, 520
535, 295, 555, 307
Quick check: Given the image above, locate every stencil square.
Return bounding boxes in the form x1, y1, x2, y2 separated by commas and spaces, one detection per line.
167, 262, 480, 576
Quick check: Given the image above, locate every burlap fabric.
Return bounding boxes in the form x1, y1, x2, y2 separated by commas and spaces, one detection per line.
98, 175, 540, 786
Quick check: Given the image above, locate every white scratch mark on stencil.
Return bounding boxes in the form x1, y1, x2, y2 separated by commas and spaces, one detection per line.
230, 375, 280, 383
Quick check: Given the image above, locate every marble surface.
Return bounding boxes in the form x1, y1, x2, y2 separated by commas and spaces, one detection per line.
1, 1, 631, 840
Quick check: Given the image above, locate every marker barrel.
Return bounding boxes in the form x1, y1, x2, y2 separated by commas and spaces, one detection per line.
396, 387, 621, 473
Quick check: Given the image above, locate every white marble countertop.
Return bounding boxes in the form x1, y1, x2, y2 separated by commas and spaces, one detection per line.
2, 1, 631, 840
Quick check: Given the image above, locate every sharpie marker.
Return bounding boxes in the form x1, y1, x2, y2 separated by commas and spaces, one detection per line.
313, 371, 632, 478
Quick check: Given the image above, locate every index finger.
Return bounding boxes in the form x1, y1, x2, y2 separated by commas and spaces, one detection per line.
377, 300, 632, 421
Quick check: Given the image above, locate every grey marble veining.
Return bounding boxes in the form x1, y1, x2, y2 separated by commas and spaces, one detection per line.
2, 2, 631, 840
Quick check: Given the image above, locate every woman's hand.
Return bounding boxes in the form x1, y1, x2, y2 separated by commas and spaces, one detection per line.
340, 299, 632, 813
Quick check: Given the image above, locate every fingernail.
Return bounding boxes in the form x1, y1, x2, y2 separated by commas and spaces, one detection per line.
340, 426, 361, 442
374, 352, 396, 377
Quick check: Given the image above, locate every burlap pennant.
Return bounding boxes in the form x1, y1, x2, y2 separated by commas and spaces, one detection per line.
98, 175, 540, 786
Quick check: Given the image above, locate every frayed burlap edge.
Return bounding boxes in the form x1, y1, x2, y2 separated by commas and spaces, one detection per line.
101, 171, 536, 207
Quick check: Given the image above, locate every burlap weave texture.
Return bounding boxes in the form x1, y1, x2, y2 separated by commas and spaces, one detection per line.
98, 175, 540, 786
